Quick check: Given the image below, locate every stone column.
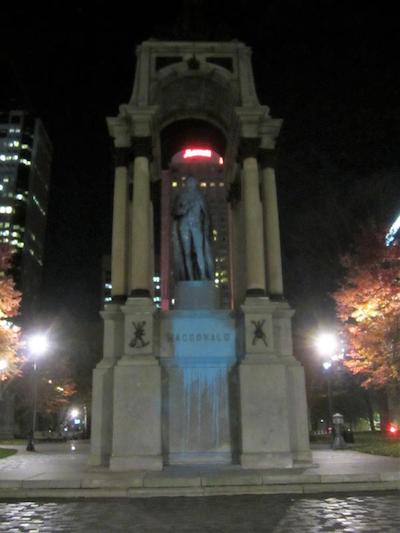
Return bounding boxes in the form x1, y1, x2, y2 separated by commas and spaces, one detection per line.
240, 138, 266, 296
111, 147, 130, 300
129, 137, 153, 297
260, 149, 284, 298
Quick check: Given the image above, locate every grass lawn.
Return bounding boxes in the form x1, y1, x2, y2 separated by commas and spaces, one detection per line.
352, 431, 400, 458
0, 439, 26, 446
0, 448, 17, 459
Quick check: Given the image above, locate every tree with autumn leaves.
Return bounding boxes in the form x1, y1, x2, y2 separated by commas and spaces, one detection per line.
1, 245, 77, 435
0, 245, 22, 382
333, 226, 400, 423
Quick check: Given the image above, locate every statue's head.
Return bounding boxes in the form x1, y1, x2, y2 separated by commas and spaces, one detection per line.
186, 176, 198, 190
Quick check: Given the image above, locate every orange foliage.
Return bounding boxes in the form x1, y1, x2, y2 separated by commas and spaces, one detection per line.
334, 228, 400, 387
0, 245, 21, 381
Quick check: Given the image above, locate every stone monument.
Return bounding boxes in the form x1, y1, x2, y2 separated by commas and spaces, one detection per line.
89, 40, 311, 470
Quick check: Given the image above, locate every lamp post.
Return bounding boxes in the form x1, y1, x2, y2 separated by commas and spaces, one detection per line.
26, 334, 49, 452
314, 332, 338, 431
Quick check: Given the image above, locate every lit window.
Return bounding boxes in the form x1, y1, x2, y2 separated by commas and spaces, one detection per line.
20, 158, 30, 166
0, 185, 3, 191
0, 155, 5, 161
12, 155, 18, 160
219, 182, 224, 187
156, 285, 160, 290
200, 182, 207, 187
16, 194, 24, 200
172, 181, 178, 187
210, 182, 215, 187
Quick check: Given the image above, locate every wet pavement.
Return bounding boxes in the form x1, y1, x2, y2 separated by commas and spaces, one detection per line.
0, 492, 399, 532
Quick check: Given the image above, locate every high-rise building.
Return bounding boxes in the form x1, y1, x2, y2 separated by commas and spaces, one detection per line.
0, 110, 52, 318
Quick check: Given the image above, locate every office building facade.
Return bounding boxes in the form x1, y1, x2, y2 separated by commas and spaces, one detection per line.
0, 110, 51, 318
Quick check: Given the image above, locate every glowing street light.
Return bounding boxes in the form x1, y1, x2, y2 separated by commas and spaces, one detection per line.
70, 408, 80, 419
26, 333, 49, 452
28, 334, 49, 356
314, 332, 338, 358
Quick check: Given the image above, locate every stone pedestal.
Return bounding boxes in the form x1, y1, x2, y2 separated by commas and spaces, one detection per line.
109, 297, 162, 471
88, 360, 116, 466
160, 310, 238, 464
239, 298, 311, 468
89, 304, 124, 466
174, 281, 221, 310
110, 355, 162, 470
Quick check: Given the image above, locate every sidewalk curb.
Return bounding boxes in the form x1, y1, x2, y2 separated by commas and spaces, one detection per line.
0, 473, 399, 499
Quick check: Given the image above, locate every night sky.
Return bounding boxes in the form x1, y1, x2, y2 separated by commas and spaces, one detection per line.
1, 2, 400, 333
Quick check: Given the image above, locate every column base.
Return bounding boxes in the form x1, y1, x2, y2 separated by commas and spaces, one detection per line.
130, 288, 151, 298
111, 294, 127, 304
269, 293, 286, 302
245, 288, 266, 297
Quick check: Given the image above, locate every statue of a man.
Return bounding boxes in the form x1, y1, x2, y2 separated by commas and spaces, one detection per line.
172, 176, 214, 281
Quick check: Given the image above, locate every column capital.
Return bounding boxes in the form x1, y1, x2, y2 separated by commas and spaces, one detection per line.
132, 136, 153, 160
107, 116, 131, 146
259, 148, 276, 169
114, 147, 131, 168
238, 137, 260, 162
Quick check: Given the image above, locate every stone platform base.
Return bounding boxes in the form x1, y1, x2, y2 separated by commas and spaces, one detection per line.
1, 463, 399, 499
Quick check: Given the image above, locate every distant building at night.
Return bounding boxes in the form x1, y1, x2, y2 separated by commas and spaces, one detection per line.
0, 110, 52, 318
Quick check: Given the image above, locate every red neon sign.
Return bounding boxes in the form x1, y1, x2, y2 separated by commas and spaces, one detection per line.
183, 148, 212, 159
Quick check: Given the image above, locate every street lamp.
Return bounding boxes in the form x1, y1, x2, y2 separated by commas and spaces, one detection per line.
26, 334, 49, 452
314, 332, 339, 431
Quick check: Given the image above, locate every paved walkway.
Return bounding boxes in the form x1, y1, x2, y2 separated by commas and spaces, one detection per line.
0, 441, 399, 497
1, 493, 400, 532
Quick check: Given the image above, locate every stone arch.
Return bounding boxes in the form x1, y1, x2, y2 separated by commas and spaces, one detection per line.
150, 61, 239, 134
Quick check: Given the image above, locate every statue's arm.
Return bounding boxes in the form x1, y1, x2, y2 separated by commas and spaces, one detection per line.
200, 196, 211, 234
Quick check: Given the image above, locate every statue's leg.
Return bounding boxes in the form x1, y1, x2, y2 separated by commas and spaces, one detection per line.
180, 228, 194, 280
192, 229, 206, 279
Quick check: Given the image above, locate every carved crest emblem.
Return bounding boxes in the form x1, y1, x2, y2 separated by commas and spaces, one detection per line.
251, 320, 268, 347
129, 321, 149, 348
